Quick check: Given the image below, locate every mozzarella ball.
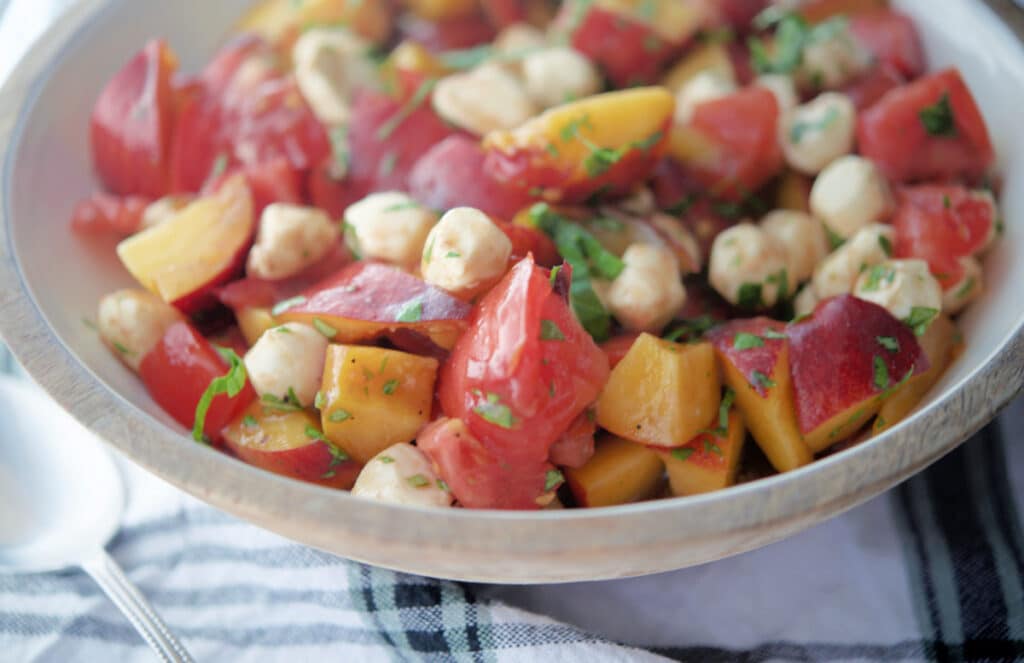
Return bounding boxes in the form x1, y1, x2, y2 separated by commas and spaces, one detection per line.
756, 74, 799, 114
796, 23, 871, 90
853, 259, 942, 322
344, 191, 439, 268
709, 223, 794, 309
247, 203, 340, 281
674, 71, 736, 124
812, 224, 895, 299
293, 27, 377, 126
432, 63, 537, 136
141, 194, 193, 230
420, 207, 512, 298
760, 209, 829, 283
794, 285, 820, 318
810, 155, 892, 240
522, 47, 601, 108
243, 323, 328, 406
780, 92, 856, 175
606, 244, 687, 332
942, 256, 984, 315
494, 22, 547, 56
351, 443, 453, 507
97, 289, 184, 372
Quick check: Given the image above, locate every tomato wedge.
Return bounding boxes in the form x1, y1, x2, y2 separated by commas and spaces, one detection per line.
90, 40, 179, 197
139, 321, 255, 443
671, 86, 783, 201
849, 9, 925, 79
439, 256, 610, 477
858, 69, 994, 183
893, 184, 996, 287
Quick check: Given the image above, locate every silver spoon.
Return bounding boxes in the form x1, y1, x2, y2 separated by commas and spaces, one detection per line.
0, 376, 193, 662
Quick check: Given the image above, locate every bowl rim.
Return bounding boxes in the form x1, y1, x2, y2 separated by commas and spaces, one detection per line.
1, 0, 1023, 583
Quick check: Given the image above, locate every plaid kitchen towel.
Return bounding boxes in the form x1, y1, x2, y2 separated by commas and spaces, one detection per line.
2, 350, 1024, 663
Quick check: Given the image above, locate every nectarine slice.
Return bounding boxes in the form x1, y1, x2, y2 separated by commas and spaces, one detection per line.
875, 314, 960, 433
789, 295, 929, 452
222, 402, 360, 490
657, 411, 746, 496
565, 435, 665, 507
278, 262, 472, 350
320, 345, 438, 463
708, 318, 813, 472
117, 175, 254, 313
596, 334, 721, 447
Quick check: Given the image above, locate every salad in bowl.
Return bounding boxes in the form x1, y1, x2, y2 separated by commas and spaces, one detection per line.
74, 0, 1000, 512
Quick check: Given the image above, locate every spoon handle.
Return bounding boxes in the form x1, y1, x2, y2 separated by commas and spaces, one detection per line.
82, 550, 194, 663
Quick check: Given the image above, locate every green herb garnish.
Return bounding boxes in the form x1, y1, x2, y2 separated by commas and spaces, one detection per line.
396, 299, 423, 323
192, 347, 247, 443
312, 317, 338, 339
734, 332, 765, 350
919, 93, 956, 137
540, 319, 566, 341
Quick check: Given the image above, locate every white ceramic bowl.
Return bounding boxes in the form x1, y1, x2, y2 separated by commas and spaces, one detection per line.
1, 0, 1023, 583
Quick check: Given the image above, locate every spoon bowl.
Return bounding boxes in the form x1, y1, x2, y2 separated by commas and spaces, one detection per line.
0, 376, 123, 572
0, 374, 192, 662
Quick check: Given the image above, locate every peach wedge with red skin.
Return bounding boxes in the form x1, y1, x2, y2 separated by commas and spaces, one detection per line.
596, 334, 721, 447
222, 401, 361, 490
277, 262, 472, 351
707, 318, 813, 472
789, 295, 929, 452
116, 175, 255, 314
482, 88, 674, 204
874, 314, 960, 433
565, 435, 665, 508
656, 411, 746, 497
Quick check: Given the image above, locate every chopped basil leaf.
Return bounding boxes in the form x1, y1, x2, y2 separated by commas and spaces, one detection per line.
789, 106, 839, 143
305, 425, 330, 442
540, 319, 566, 341
379, 455, 395, 464
271, 296, 307, 316
380, 151, 399, 177
243, 415, 258, 427
261, 393, 303, 412
861, 264, 896, 292
312, 317, 338, 338
314, 391, 325, 409
752, 370, 776, 389
376, 78, 437, 140
903, 306, 939, 336
718, 387, 735, 432
663, 316, 718, 343
874, 416, 887, 431
919, 93, 957, 137
544, 469, 564, 492
733, 332, 765, 350
112, 341, 134, 356
825, 225, 846, 250
877, 336, 899, 353
192, 347, 247, 442
329, 409, 352, 423
530, 203, 624, 341
943, 195, 952, 210
396, 299, 423, 323
436, 479, 450, 492
382, 201, 421, 213
202, 152, 229, 191
873, 356, 890, 391
473, 392, 516, 429
444, 250, 461, 258
328, 126, 350, 179
671, 448, 694, 462
703, 439, 724, 456
737, 283, 763, 310
955, 276, 976, 299
878, 234, 894, 257
549, 265, 562, 287
584, 146, 627, 177
762, 329, 788, 340
382, 379, 399, 395
406, 474, 430, 488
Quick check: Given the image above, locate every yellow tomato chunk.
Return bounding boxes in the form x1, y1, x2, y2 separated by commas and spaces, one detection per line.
565, 435, 665, 507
